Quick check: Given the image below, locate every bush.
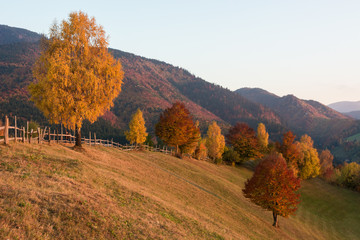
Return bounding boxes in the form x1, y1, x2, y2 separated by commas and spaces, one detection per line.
222, 146, 241, 166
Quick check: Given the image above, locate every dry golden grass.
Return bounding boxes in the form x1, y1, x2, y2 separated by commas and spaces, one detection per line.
0, 143, 359, 239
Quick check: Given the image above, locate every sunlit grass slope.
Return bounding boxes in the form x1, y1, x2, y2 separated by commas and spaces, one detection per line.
0, 143, 359, 239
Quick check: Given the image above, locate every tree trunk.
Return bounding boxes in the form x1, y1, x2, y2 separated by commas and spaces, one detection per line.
75, 125, 82, 148
272, 211, 279, 228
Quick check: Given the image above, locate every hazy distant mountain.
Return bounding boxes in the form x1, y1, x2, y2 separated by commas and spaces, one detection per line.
0, 25, 41, 45
328, 101, 360, 113
344, 111, 360, 120
235, 88, 356, 146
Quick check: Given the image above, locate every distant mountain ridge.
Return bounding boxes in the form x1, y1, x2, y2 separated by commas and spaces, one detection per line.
0, 25, 41, 45
345, 111, 360, 119
328, 101, 360, 113
235, 88, 356, 146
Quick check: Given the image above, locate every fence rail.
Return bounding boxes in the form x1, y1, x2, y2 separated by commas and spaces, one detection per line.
0, 115, 173, 155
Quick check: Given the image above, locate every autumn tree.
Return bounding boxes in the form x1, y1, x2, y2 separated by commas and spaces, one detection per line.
257, 123, 269, 152
319, 149, 334, 179
278, 131, 302, 174
243, 153, 301, 227
179, 121, 201, 156
194, 139, 208, 160
336, 162, 360, 190
206, 121, 225, 161
226, 123, 261, 162
155, 102, 200, 155
125, 109, 148, 147
298, 134, 320, 179
222, 146, 241, 166
29, 11, 123, 147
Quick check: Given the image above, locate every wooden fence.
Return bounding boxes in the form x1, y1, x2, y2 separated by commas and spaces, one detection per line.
0, 115, 173, 155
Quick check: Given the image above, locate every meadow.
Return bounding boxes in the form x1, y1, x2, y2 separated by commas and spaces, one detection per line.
0, 143, 359, 239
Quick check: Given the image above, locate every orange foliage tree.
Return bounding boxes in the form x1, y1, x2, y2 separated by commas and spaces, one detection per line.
243, 153, 301, 227
155, 102, 200, 155
226, 123, 261, 162
206, 121, 225, 161
278, 131, 302, 173
30, 11, 123, 147
319, 149, 334, 180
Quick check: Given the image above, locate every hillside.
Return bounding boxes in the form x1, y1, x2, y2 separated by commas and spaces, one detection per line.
0, 25, 281, 136
235, 88, 358, 146
0, 25, 41, 45
1, 143, 359, 239
345, 111, 360, 120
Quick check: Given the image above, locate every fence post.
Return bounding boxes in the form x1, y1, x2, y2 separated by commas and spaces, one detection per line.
4, 116, 9, 145
14, 116, 17, 143
48, 127, 51, 145
22, 127, 25, 143
29, 129, 33, 144
26, 121, 29, 143
111, 138, 113, 147
56, 129, 59, 144
89, 132, 91, 146
94, 133, 96, 146
60, 124, 63, 143
38, 128, 41, 144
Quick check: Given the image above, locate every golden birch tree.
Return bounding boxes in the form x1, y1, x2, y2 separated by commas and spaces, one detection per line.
29, 11, 124, 147
206, 121, 225, 161
125, 109, 148, 146
298, 134, 320, 179
257, 123, 269, 151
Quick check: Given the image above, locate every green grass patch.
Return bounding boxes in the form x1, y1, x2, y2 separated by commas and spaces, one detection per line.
346, 132, 360, 142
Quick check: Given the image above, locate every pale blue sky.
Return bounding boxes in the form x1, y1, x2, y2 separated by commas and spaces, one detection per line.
1, 0, 360, 104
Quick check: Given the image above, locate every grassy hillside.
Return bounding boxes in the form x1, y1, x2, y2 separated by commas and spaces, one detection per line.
346, 132, 360, 142
0, 143, 359, 239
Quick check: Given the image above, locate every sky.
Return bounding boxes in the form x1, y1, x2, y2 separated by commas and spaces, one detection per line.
1, 0, 360, 105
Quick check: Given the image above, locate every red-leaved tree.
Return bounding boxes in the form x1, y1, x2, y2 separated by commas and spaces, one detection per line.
155, 102, 199, 155
226, 122, 262, 162
243, 153, 301, 227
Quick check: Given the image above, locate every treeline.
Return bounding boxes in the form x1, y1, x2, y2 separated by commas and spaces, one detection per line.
123, 101, 360, 193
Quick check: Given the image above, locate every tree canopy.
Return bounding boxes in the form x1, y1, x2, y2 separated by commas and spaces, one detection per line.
29, 11, 123, 146
206, 121, 225, 160
155, 102, 199, 155
298, 134, 320, 179
278, 131, 302, 174
226, 122, 261, 161
257, 123, 269, 151
125, 109, 148, 146
319, 149, 334, 179
243, 153, 301, 227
